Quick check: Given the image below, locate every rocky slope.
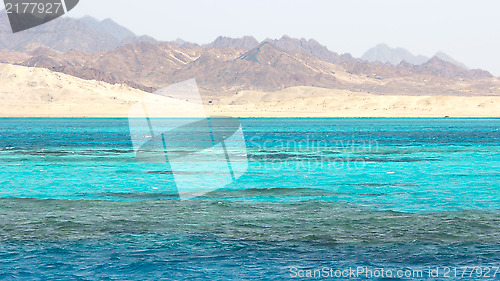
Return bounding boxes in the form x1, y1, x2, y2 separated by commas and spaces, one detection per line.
362, 44, 472, 70
0, 17, 497, 97
0, 12, 155, 53
362, 44, 429, 65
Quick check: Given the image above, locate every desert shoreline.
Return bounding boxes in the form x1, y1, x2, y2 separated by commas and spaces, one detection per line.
1, 63, 499, 119
2, 116, 500, 118
1, 113, 499, 118
2, 103, 499, 118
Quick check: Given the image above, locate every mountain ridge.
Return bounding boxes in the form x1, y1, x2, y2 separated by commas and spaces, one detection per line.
0, 14, 496, 96
1, 39, 494, 96
0, 12, 156, 53
362, 43, 472, 70
0, 11, 492, 76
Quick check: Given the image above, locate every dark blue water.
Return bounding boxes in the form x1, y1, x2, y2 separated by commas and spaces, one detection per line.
0, 118, 499, 280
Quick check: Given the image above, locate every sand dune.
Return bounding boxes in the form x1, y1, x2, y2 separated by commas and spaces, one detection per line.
0, 64, 201, 118
211, 87, 500, 117
0, 64, 498, 118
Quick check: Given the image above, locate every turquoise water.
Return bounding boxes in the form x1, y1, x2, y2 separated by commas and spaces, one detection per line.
0, 118, 499, 280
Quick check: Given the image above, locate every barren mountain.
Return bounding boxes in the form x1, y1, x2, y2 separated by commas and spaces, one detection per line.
169, 38, 199, 48
0, 21, 500, 96
341, 56, 492, 81
0, 12, 121, 52
0, 49, 31, 63
263, 35, 356, 64
0, 12, 155, 53
7, 41, 497, 96
78, 16, 136, 41
204, 36, 259, 50
407, 57, 491, 79
203, 35, 356, 64
434, 51, 469, 69
362, 44, 429, 65
362, 44, 473, 71
166, 42, 340, 92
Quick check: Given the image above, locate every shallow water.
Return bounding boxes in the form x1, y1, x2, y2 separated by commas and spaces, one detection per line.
0, 118, 499, 280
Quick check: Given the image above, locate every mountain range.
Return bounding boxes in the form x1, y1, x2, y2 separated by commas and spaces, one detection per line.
0, 13, 497, 97
362, 44, 469, 69
0, 11, 156, 53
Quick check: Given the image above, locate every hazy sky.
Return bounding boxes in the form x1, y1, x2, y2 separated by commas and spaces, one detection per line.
69, 0, 500, 75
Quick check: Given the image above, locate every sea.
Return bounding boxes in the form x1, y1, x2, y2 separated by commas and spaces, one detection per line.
0, 118, 499, 280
